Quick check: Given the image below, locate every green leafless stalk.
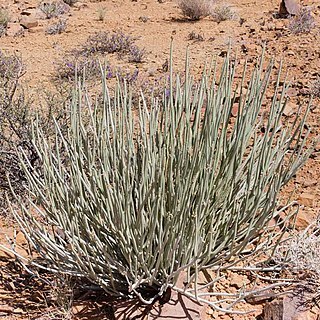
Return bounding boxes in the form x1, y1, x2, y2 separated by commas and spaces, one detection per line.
2, 50, 315, 312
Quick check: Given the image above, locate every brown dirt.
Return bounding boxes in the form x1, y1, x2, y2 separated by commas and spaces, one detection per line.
0, 0, 320, 319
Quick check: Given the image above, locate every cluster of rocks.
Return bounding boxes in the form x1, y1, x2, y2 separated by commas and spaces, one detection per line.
0, 0, 85, 37
1, 4, 46, 36
8, 8, 43, 36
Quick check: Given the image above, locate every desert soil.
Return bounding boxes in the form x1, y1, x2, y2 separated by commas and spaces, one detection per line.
0, 0, 319, 319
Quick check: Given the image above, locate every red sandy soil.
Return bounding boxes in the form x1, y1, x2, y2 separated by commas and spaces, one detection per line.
0, 0, 319, 319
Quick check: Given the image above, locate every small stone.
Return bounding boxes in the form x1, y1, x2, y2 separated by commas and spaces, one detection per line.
6, 22, 24, 36
303, 180, 317, 187
274, 19, 286, 30
299, 193, 316, 207
21, 9, 36, 16
264, 294, 320, 320
207, 308, 214, 315
13, 308, 24, 314
245, 290, 275, 304
27, 26, 44, 33
295, 211, 313, 229
236, 87, 248, 95
262, 22, 275, 31
248, 23, 259, 33
245, 44, 256, 53
147, 68, 156, 76
7, 14, 20, 23
286, 88, 298, 97
282, 102, 295, 116
73, 2, 88, 10
295, 176, 318, 187
20, 16, 38, 29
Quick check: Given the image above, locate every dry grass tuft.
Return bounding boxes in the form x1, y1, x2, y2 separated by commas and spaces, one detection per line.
178, 0, 215, 20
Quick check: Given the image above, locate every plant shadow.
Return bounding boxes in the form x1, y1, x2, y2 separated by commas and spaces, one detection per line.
0, 256, 204, 319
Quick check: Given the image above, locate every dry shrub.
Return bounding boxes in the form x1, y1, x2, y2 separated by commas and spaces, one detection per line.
178, 0, 215, 20
211, 3, 237, 22
310, 76, 320, 97
0, 51, 68, 214
277, 219, 320, 275
288, 7, 315, 34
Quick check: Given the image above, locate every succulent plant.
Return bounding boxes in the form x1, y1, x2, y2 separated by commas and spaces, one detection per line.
4, 50, 314, 313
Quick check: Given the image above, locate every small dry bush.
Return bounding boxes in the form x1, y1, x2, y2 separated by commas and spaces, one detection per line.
275, 217, 320, 305
76, 31, 136, 57
97, 6, 107, 21
275, 217, 320, 293
0, 9, 9, 36
310, 76, 320, 97
187, 31, 204, 41
53, 55, 102, 81
0, 51, 69, 214
288, 7, 315, 34
178, 0, 215, 20
286, 232, 320, 273
211, 4, 237, 22
46, 19, 67, 35
39, 1, 70, 19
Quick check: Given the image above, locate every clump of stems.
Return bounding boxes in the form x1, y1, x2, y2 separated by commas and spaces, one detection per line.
3, 49, 314, 313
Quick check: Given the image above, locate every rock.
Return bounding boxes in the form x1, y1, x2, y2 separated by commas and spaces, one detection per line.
295, 211, 313, 229
283, 295, 307, 320
7, 13, 20, 23
72, 2, 88, 10
248, 24, 260, 34
287, 51, 295, 56
21, 8, 36, 16
110, 272, 208, 319
274, 19, 286, 30
299, 193, 316, 207
295, 176, 317, 187
282, 102, 295, 116
0, 305, 14, 314
21, 8, 45, 20
263, 295, 315, 320
303, 180, 317, 187
20, 16, 38, 29
27, 26, 44, 33
262, 298, 283, 320
6, 22, 24, 36
244, 43, 256, 53
279, 0, 300, 16
286, 88, 298, 97
13, 308, 25, 314
113, 287, 207, 319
